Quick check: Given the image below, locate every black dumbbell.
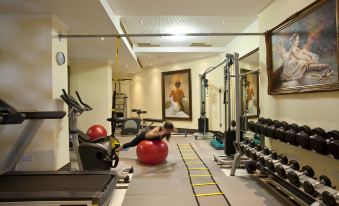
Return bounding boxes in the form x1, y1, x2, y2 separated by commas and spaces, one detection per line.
275, 121, 289, 142
258, 118, 270, 136
258, 148, 274, 166
248, 121, 255, 132
310, 127, 329, 155
245, 160, 257, 174
303, 175, 333, 196
327, 130, 339, 159
322, 190, 339, 206
296, 125, 313, 150
266, 120, 281, 139
276, 160, 300, 179
266, 154, 288, 172
263, 150, 278, 167
286, 123, 301, 146
287, 165, 315, 187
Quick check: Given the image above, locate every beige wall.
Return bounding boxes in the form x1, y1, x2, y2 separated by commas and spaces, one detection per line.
258, 0, 339, 186
129, 55, 226, 130
0, 15, 69, 170
69, 60, 113, 133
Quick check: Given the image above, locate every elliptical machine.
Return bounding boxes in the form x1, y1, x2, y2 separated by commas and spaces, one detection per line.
61, 89, 133, 182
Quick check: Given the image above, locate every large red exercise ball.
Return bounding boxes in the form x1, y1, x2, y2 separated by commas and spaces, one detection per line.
86, 125, 107, 140
136, 140, 168, 165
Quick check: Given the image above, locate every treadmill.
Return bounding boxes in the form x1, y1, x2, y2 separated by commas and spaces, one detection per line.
0, 99, 117, 206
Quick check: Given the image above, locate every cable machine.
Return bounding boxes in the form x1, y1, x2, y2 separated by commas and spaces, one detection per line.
194, 56, 228, 140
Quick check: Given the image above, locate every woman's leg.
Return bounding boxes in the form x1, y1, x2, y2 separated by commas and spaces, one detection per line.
122, 133, 145, 149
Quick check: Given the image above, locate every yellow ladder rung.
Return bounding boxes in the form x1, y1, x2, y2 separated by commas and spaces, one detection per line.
180, 150, 194, 152
178, 144, 191, 146
185, 162, 203, 164
183, 158, 199, 160
190, 174, 211, 177
192, 182, 217, 187
195, 192, 224, 197
188, 168, 208, 170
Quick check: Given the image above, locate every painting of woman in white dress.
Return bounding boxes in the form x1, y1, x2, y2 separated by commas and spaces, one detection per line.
270, 0, 338, 90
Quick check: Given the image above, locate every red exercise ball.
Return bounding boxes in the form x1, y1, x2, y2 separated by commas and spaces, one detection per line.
136, 140, 168, 165
86, 125, 107, 140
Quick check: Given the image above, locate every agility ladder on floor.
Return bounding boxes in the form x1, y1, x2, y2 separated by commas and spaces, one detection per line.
177, 143, 231, 206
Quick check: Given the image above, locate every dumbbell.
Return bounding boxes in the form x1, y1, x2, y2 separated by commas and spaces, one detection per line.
303, 175, 333, 196
254, 118, 266, 135
310, 127, 329, 155
275, 121, 290, 142
245, 160, 257, 174
285, 123, 301, 146
247, 121, 255, 132
266, 154, 288, 172
322, 190, 339, 206
260, 118, 274, 137
266, 120, 281, 139
258, 149, 276, 167
287, 165, 315, 187
276, 160, 300, 179
296, 125, 313, 150
327, 130, 339, 159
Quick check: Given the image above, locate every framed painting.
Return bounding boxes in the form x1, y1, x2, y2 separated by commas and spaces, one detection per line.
162, 69, 192, 121
266, 0, 339, 95
239, 48, 260, 118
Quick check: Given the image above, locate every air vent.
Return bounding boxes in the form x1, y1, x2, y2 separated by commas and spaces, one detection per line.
137, 43, 160, 47
190, 43, 211, 47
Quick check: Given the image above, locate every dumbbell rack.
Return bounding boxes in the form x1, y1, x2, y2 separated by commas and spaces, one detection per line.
239, 139, 339, 206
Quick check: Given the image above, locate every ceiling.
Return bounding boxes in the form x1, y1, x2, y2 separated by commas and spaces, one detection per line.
108, 0, 273, 16
0, 0, 274, 73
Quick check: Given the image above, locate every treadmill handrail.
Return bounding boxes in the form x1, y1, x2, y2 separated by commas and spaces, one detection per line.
61, 89, 83, 112
75, 91, 93, 111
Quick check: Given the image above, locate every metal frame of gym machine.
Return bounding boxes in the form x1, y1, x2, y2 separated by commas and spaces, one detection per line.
213, 53, 260, 170
194, 56, 228, 140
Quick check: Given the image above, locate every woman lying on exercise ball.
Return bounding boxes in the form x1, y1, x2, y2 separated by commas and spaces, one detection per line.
117, 121, 175, 151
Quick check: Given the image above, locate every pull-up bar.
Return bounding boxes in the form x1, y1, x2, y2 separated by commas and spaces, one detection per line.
58, 32, 266, 39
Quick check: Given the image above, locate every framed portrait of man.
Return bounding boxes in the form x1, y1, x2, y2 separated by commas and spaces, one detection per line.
161, 69, 192, 121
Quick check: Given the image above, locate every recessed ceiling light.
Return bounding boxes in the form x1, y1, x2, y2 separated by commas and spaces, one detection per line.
126, 65, 129, 68
140, 20, 144, 24
222, 20, 226, 25
101, 37, 104, 40
148, 56, 151, 58
207, 40, 210, 44
199, 56, 202, 58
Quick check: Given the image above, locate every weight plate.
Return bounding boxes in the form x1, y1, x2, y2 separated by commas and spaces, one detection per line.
270, 150, 278, 160
289, 160, 300, 171
276, 165, 287, 179
279, 154, 288, 165
266, 159, 275, 172
310, 134, 328, 155
287, 171, 300, 186
320, 175, 332, 187
302, 165, 315, 178
303, 181, 315, 195
328, 141, 339, 159
322, 191, 336, 206
263, 147, 270, 155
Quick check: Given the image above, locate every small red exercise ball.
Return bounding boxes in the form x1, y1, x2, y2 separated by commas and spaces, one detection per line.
136, 140, 168, 165
86, 125, 107, 140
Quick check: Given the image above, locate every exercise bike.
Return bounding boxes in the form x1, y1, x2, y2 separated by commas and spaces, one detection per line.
61, 89, 133, 182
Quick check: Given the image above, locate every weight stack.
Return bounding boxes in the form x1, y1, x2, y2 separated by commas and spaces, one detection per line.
198, 117, 209, 133
224, 130, 243, 156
